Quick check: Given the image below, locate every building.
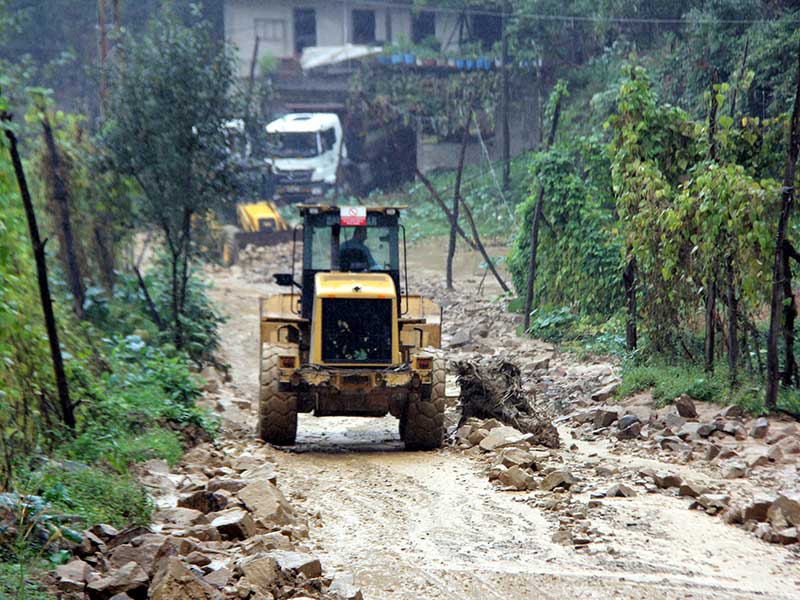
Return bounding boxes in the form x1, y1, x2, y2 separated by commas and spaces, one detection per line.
224, 0, 502, 75
223, 1, 536, 175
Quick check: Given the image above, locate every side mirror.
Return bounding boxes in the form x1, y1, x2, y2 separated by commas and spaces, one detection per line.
274, 273, 294, 287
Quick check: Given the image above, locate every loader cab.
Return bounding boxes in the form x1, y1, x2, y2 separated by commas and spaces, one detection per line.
295, 206, 404, 319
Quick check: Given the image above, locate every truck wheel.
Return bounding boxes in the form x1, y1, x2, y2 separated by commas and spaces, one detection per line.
258, 343, 297, 445
403, 351, 446, 450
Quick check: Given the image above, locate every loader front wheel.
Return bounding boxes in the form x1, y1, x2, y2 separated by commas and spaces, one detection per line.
402, 351, 445, 450
258, 343, 297, 445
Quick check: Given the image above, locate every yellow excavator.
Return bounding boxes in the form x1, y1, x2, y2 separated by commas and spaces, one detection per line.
256, 205, 446, 449
221, 201, 293, 266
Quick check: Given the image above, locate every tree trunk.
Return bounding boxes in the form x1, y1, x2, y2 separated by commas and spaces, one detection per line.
726, 254, 739, 385
459, 195, 510, 293
623, 255, 637, 351
729, 37, 750, 120
414, 167, 476, 251
98, 0, 108, 114
446, 107, 472, 290
782, 240, 800, 387
704, 280, 717, 373
41, 111, 86, 319
766, 49, 800, 410
133, 265, 164, 331
501, 0, 510, 191
4, 122, 75, 431
523, 88, 563, 330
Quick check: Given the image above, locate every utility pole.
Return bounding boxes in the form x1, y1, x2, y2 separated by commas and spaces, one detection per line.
501, 0, 511, 190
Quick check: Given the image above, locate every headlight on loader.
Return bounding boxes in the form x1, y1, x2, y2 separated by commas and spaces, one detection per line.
279, 356, 297, 369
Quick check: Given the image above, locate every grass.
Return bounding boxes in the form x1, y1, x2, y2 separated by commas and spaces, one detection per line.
0, 562, 50, 600
618, 359, 800, 415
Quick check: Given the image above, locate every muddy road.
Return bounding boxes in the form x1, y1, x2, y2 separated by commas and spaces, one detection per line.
205, 242, 800, 600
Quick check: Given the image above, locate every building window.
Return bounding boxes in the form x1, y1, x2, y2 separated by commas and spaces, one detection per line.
412, 11, 436, 44
470, 14, 502, 50
294, 8, 317, 55
352, 9, 376, 44
254, 18, 286, 43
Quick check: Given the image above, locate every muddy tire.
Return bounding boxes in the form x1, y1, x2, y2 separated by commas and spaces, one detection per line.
403, 350, 446, 450
258, 343, 297, 445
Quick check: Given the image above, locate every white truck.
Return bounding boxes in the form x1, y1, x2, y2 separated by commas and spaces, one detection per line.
265, 113, 346, 204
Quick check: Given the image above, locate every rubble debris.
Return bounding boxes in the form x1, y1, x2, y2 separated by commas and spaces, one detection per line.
456, 358, 559, 448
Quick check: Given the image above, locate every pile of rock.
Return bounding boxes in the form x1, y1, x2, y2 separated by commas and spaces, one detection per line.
48, 442, 361, 600
713, 492, 800, 545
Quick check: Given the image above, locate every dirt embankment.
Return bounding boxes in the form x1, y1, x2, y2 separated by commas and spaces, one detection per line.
51, 241, 800, 600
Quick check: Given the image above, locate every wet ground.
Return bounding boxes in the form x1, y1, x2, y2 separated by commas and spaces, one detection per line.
205, 241, 800, 600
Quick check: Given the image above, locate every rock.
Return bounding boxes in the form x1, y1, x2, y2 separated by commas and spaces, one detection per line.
768, 445, 784, 463
155, 507, 208, 528
329, 573, 363, 600
540, 470, 577, 492
616, 421, 642, 440
455, 424, 475, 441
200, 365, 221, 393
678, 422, 715, 440
744, 448, 770, 469
185, 551, 211, 567
657, 435, 683, 451
742, 494, 778, 522
704, 444, 721, 461
56, 558, 97, 592
662, 413, 686, 432
652, 471, 682, 489
767, 493, 800, 528
592, 408, 619, 428
750, 417, 769, 439
108, 540, 163, 575
237, 480, 297, 527
203, 567, 233, 589
87, 561, 148, 600
149, 556, 221, 600
498, 466, 535, 491
617, 414, 640, 430
674, 395, 698, 418
88, 523, 119, 542
591, 381, 619, 402
241, 532, 294, 553
210, 509, 256, 540
207, 478, 249, 494
530, 355, 550, 371
606, 483, 637, 498
721, 461, 746, 479
466, 428, 489, 446
478, 426, 528, 452
482, 418, 504, 430
774, 527, 799, 544
493, 447, 537, 469
237, 554, 281, 596
678, 481, 708, 498
77, 530, 107, 557
696, 493, 730, 515
178, 490, 230, 514
717, 404, 744, 419
269, 550, 323, 578
721, 505, 744, 525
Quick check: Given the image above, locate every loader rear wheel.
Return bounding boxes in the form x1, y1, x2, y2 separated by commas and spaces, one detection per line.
257, 343, 297, 445
403, 351, 446, 450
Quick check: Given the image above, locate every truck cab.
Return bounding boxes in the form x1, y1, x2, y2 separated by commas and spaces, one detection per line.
265, 113, 344, 204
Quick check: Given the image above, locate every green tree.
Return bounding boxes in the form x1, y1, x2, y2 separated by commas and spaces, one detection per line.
101, 12, 241, 350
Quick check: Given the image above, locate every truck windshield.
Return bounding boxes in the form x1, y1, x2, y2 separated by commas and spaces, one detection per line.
266, 132, 319, 158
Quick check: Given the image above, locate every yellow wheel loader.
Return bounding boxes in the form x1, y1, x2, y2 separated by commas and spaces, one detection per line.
221, 201, 294, 266
257, 205, 445, 449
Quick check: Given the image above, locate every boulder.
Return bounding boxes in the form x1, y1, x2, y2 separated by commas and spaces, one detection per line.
606, 483, 637, 498
616, 421, 642, 440
591, 381, 619, 402
678, 481, 709, 498
466, 428, 490, 447
662, 413, 687, 432
203, 567, 233, 589
767, 493, 800, 528
177, 490, 230, 514
269, 550, 322, 579
704, 444, 721, 461
236, 480, 297, 527
677, 422, 715, 440
478, 426, 529, 452
448, 330, 471, 349
774, 527, 799, 545
497, 466, 535, 491
749, 417, 769, 439
493, 447, 537, 469
149, 556, 221, 600
108, 540, 163, 575
656, 435, 683, 451
695, 494, 730, 515
87, 561, 148, 600
88, 523, 119, 543
328, 573, 363, 600
206, 478, 249, 494
155, 507, 208, 528
55, 558, 97, 593
744, 448, 770, 469
241, 532, 294, 553
617, 414, 640, 430
540, 470, 577, 492
592, 408, 620, 428
652, 471, 682, 489
742, 494, 778, 522
721, 462, 746, 479
674, 395, 698, 419
717, 404, 744, 419
210, 508, 256, 540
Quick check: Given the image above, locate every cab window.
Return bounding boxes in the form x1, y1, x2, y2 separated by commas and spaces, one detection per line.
320, 128, 337, 152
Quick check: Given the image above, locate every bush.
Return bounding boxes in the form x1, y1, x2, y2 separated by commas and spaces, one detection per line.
619, 362, 724, 406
